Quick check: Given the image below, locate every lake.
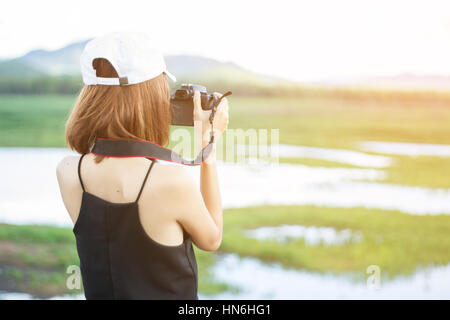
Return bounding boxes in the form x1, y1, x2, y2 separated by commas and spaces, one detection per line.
1, 146, 450, 227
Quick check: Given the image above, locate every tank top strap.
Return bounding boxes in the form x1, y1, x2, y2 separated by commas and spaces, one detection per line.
78, 153, 88, 192
135, 160, 156, 203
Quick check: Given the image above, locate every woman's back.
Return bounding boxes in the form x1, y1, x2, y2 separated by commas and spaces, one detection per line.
58, 153, 198, 299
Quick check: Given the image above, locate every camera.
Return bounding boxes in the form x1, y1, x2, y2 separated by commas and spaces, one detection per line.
170, 84, 219, 126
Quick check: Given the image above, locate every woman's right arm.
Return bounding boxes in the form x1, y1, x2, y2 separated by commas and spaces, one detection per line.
175, 91, 229, 251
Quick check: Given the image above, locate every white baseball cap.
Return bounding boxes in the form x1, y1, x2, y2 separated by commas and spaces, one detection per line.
80, 32, 176, 86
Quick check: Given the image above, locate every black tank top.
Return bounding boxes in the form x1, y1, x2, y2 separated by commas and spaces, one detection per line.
74, 153, 198, 300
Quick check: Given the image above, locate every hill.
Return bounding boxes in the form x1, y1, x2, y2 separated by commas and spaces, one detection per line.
0, 39, 290, 86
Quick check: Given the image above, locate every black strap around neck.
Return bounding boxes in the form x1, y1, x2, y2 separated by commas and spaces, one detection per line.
91, 138, 214, 166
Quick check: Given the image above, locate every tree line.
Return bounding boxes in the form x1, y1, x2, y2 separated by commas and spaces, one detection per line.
1, 75, 450, 106
0, 76, 83, 94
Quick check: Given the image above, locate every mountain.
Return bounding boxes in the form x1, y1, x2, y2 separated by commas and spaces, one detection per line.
0, 60, 45, 77
18, 41, 87, 75
0, 40, 87, 76
3, 40, 450, 90
0, 39, 291, 86
164, 55, 291, 85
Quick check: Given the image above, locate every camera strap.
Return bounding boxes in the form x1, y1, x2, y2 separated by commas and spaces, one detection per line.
91, 91, 232, 166
208, 91, 232, 143
91, 137, 214, 166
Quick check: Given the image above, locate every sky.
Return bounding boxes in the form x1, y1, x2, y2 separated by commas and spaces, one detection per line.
2, 0, 450, 82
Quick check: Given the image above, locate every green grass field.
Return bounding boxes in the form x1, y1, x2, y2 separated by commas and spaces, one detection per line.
223, 206, 450, 277
0, 95, 71, 147
2, 93, 450, 148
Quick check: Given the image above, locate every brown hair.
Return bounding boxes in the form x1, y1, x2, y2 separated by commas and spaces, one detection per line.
66, 58, 171, 163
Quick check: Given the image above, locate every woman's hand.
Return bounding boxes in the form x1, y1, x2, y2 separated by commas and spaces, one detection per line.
193, 91, 229, 150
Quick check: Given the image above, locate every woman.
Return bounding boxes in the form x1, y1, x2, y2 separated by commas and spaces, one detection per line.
56, 32, 228, 300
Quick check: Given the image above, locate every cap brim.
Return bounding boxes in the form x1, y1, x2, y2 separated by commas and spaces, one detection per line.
164, 70, 176, 82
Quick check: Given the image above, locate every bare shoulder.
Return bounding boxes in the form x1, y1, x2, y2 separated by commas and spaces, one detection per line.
56, 155, 85, 222
152, 162, 197, 191
56, 155, 81, 184
148, 162, 203, 220
152, 163, 198, 199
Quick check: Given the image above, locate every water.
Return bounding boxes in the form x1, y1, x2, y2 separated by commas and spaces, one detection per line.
0, 147, 449, 227
239, 144, 392, 168
0, 254, 450, 300
244, 225, 363, 245
0, 148, 74, 226
359, 141, 450, 157
0, 291, 85, 300
206, 254, 450, 299
3, 254, 449, 299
